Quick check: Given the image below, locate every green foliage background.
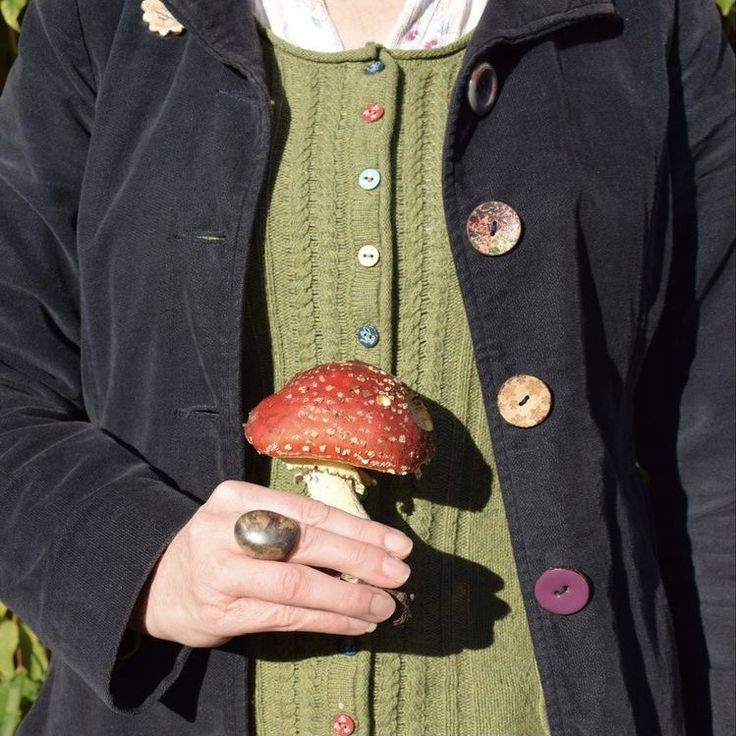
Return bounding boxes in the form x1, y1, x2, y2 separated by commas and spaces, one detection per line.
0, 604, 48, 734
0, 0, 734, 732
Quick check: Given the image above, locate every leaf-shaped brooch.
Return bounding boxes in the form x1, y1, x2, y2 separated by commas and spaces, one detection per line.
141, 0, 185, 36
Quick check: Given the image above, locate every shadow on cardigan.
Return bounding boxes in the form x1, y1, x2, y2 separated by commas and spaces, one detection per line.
251, 399, 511, 661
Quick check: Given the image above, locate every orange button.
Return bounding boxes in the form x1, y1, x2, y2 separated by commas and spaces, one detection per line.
361, 103, 385, 123
331, 713, 356, 735
497, 375, 552, 428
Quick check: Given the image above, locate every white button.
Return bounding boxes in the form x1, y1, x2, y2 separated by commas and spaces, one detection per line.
358, 168, 381, 190
357, 245, 380, 268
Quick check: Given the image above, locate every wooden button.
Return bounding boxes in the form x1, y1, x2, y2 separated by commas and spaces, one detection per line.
497, 375, 552, 428
466, 201, 522, 255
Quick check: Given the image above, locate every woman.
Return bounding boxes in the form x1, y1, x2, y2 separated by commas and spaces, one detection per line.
0, 0, 733, 734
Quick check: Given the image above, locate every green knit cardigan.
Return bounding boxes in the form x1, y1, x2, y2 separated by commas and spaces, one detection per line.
241, 28, 550, 736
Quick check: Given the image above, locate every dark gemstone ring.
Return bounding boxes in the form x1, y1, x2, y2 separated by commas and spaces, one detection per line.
233, 509, 300, 561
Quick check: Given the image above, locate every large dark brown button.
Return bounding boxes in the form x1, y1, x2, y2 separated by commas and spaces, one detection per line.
466, 201, 522, 256
234, 510, 299, 560
497, 375, 552, 428
467, 61, 498, 116
534, 568, 590, 614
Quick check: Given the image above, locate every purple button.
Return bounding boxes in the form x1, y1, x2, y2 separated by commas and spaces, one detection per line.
534, 568, 590, 615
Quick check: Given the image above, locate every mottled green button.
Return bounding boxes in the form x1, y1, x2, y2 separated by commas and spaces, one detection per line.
466, 201, 522, 256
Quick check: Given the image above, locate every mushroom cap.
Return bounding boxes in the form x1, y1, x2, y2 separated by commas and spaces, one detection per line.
243, 360, 435, 475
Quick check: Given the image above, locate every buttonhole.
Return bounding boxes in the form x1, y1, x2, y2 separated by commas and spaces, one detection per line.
195, 233, 226, 242
490, 220, 498, 236
216, 88, 259, 103
174, 406, 219, 419
518, 394, 530, 407
553, 585, 569, 597
173, 232, 226, 243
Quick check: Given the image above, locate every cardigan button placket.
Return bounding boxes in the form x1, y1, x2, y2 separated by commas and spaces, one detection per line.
349, 49, 396, 362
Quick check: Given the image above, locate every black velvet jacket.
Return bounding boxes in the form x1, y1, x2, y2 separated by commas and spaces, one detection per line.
0, 0, 733, 734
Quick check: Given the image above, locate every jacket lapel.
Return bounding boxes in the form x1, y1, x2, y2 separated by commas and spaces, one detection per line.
160, 0, 265, 80
470, 0, 619, 48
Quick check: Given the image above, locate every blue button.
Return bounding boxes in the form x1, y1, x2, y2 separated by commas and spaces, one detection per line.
358, 168, 381, 191
357, 323, 380, 348
364, 60, 385, 75
338, 636, 359, 656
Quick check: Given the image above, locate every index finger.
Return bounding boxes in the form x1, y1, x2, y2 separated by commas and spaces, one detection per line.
211, 480, 413, 558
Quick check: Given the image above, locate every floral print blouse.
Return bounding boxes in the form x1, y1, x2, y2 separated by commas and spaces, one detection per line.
251, 0, 488, 51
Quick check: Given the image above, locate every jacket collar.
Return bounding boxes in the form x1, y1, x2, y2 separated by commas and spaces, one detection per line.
162, 0, 619, 78
470, 0, 619, 48
162, 0, 264, 81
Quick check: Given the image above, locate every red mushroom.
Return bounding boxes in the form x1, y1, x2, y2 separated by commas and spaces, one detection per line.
243, 360, 435, 523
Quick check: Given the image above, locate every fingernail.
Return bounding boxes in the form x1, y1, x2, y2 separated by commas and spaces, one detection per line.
370, 593, 396, 620
384, 531, 412, 556
364, 623, 377, 633
382, 555, 410, 583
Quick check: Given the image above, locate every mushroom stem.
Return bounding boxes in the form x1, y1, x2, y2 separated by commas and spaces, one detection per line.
287, 458, 413, 623
287, 459, 375, 519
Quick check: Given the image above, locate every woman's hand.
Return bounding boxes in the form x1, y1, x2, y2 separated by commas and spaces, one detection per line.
131, 480, 412, 647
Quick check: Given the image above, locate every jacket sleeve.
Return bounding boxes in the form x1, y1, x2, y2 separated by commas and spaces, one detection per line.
0, 0, 200, 711
635, 2, 735, 735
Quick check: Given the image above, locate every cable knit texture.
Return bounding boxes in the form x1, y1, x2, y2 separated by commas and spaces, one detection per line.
241, 28, 551, 736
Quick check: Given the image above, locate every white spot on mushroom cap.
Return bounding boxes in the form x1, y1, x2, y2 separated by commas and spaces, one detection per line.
245, 360, 434, 474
